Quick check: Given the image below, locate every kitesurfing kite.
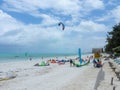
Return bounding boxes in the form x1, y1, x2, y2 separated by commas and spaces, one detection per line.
58, 22, 65, 30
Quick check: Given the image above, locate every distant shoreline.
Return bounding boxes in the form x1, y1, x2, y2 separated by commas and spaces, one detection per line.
0, 53, 92, 63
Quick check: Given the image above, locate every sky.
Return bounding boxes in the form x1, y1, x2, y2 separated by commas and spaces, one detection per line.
0, 0, 120, 53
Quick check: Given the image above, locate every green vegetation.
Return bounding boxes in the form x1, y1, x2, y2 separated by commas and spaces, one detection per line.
105, 23, 120, 56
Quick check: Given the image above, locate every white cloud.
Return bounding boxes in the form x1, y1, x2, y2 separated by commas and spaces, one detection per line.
95, 5, 120, 23
85, 36, 106, 50
80, 21, 107, 32
0, 10, 62, 45
39, 14, 59, 26
81, 0, 104, 11
0, 9, 23, 36
2, 0, 105, 23
0, 14, 106, 52
2, 0, 81, 16
69, 21, 108, 32
95, 15, 111, 22
111, 5, 120, 23
0, 0, 107, 52
107, 0, 119, 6
0, 9, 62, 46
2, 0, 38, 13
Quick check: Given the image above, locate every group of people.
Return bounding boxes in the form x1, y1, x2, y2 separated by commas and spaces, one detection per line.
69, 55, 102, 68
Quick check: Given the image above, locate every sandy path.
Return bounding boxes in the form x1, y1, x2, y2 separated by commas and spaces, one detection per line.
61, 61, 120, 90
97, 61, 120, 90
60, 64, 100, 90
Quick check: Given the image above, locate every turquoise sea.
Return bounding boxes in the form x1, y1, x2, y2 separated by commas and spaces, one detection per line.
0, 53, 77, 62
0, 52, 91, 62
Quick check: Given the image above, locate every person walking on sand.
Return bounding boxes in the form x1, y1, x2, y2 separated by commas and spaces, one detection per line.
70, 59, 73, 67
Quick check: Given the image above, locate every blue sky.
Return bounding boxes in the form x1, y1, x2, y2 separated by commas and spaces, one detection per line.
0, 0, 120, 53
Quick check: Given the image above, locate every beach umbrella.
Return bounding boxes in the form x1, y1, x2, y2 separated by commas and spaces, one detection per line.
78, 48, 82, 64
58, 22, 65, 30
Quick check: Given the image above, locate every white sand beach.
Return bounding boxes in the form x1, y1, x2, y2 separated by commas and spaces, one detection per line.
0, 54, 120, 90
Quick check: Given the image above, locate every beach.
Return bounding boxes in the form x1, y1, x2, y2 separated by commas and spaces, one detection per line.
0, 0, 120, 90
0, 54, 120, 90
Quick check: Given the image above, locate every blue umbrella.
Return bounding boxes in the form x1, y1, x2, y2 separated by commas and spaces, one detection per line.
78, 48, 82, 64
